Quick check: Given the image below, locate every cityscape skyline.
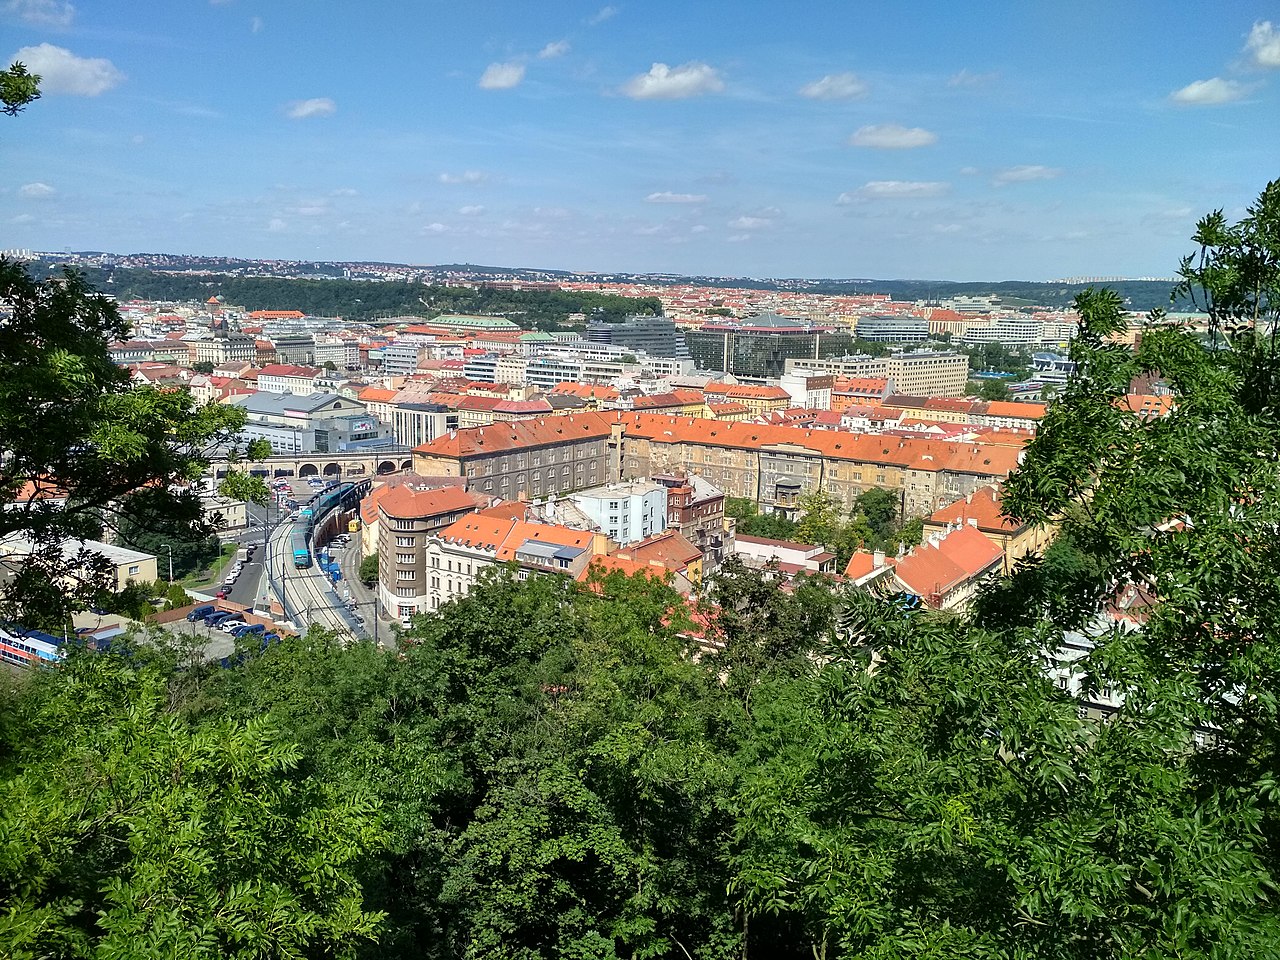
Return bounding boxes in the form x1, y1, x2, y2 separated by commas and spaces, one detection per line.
4, 1, 1280, 280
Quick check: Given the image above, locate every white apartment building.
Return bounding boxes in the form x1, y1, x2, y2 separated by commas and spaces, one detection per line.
570, 480, 667, 545
785, 350, 969, 398
382, 336, 432, 377
257, 364, 321, 396
780, 370, 834, 410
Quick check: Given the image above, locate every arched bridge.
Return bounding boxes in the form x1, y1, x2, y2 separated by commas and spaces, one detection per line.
209, 449, 416, 481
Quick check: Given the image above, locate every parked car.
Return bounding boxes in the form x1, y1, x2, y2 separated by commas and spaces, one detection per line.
187, 604, 215, 622
204, 611, 237, 627
219, 617, 246, 634
215, 589, 229, 599
231, 622, 265, 638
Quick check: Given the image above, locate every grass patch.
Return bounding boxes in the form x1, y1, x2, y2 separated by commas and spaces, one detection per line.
182, 541, 238, 589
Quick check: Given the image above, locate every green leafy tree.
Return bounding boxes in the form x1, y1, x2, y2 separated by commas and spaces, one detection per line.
1, 61, 39, 117
116, 507, 222, 580
0, 261, 268, 625
732, 181, 1280, 958
726, 496, 799, 540
358, 551, 379, 585
978, 378, 1012, 401
191, 360, 215, 374
0, 653, 386, 959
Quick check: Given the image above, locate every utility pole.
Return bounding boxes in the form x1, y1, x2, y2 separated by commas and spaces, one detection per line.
160, 543, 174, 584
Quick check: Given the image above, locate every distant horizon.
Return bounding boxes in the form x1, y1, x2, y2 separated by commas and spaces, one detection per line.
4, 2, 1277, 280
21, 248, 1180, 289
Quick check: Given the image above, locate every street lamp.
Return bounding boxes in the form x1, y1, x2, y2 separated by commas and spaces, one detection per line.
160, 543, 174, 584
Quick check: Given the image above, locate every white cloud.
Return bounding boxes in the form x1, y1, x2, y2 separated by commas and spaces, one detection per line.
993, 164, 1062, 185
11, 44, 123, 96
646, 191, 707, 204
439, 170, 489, 185
690, 224, 709, 233
728, 215, 771, 230
250, 15, 263, 32
539, 39, 570, 59
284, 97, 336, 119
19, 181, 55, 198
459, 205, 485, 215
3, 0, 74, 28
838, 180, 948, 202
1246, 21, 1280, 68
798, 72, 868, 100
1170, 77, 1247, 105
330, 187, 358, 196
10, 213, 35, 224
588, 5, 617, 25
479, 61, 525, 90
422, 222, 447, 234
267, 218, 287, 232
948, 68, 998, 88
726, 233, 751, 242
622, 61, 723, 100
848, 123, 937, 148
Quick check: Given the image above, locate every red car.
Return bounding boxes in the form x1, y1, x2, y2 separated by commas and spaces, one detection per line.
215, 589, 228, 599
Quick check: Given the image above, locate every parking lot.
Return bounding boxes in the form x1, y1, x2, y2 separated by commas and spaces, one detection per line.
153, 602, 295, 664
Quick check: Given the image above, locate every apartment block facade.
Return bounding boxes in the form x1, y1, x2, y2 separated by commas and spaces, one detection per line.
413, 412, 1023, 520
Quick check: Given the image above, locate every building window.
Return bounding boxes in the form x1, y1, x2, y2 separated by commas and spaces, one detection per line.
128, 564, 140, 575
396, 586, 414, 597
397, 570, 415, 581
396, 553, 414, 564
396, 536, 415, 547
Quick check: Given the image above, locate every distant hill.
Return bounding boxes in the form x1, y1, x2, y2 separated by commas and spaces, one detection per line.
32, 252, 1184, 315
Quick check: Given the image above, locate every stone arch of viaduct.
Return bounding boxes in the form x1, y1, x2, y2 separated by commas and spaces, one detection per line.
209, 451, 415, 480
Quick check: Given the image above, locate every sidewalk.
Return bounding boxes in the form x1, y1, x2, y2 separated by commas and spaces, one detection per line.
337, 542, 395, 647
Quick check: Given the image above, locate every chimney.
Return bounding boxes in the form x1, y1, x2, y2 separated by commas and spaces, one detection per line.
872, 549, 885, 568
968, 517, 979, 528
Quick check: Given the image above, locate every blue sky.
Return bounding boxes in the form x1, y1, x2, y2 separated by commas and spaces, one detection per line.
3, 0, 1279, 280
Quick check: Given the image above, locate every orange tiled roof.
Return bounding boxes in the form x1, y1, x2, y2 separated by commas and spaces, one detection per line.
358, 386, 399, 404
614, 529, 701, 570
379, 484, 485, 520
258, 363, 319, 378
893, 526, 1003, 600
984, 401, 1045, 419
414, 411, 1025, 478
927, 485, 1022, 534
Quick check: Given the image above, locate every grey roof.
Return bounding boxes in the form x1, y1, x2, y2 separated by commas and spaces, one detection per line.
231, 391, 358, 415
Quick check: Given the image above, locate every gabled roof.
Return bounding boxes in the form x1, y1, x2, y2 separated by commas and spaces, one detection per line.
927, 485, 1022, 535
892, 525, 1003, 601
614, 529, 702, 571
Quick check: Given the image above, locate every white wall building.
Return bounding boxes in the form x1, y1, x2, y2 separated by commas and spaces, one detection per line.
570, 480, 668, 545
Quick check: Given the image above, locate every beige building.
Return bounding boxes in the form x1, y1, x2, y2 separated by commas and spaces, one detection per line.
0, 537, 159, 593
785, 349, 969, 398
375, 485, 495, 620
413, 416, 620, 501
413, 412, 1024, 520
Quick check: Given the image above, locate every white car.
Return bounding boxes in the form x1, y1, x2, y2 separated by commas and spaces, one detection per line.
219, 618, 246, 633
